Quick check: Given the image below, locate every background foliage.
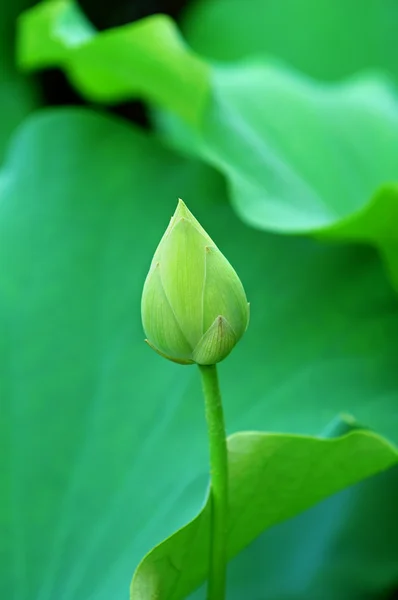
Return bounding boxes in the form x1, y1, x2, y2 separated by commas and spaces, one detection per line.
1, 1, 398, 599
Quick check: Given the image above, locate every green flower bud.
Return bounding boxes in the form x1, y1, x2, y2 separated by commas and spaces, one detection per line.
141, 199, 250, 365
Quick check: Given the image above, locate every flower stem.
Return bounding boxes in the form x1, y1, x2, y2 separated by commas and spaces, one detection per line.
198, 364, 228, 600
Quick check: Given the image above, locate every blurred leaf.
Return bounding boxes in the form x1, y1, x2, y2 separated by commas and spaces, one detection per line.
18, 0, 209, 126
17, 1, 398, 290
155, 63, 398, 233
182, 0, 398, 81
0, 0, 38, 163
1, 108, 398, 599
0, 0, 34, 67
0, 76, 37, 164
158, 64, 398, 290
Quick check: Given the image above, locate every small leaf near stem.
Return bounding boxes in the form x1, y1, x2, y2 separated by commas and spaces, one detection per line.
198, 364, 228, 600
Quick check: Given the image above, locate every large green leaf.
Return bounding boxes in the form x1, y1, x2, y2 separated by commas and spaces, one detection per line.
17, 1, 398, 289
159, 65, 398, 289
131, 431, 397, 600
191, 464, 398, 600
1, 108, 398, 599
181, 0, 398, 81
159, 64, 398, 231
189, 415, 398, 599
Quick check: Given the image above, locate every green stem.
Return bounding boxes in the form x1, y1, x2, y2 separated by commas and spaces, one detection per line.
198, 364, 228, 600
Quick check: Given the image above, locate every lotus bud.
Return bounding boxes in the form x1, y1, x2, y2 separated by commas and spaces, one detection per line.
141, 199, 250, 365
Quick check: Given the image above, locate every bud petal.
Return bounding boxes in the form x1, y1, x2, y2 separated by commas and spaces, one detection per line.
202, 246, 249, 340
193, 316, 237, 365
141, 262, 193, 363
159, 217, 206, 348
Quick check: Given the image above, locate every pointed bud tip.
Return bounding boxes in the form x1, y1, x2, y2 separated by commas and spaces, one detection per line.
174, 198, 192, 221
176, 198, 187, 214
